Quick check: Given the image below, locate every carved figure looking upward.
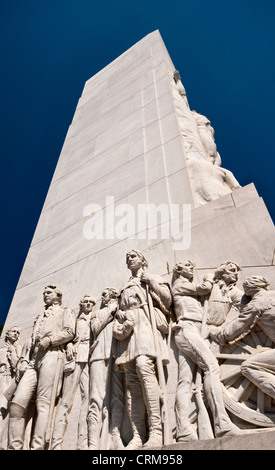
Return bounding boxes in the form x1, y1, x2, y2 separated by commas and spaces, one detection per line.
207, 261, 244, 327
171, 260, 241, 441
114, 250, 172, 449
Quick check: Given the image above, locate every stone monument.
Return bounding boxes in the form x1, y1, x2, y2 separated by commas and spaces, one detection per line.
1, 30, 275, 450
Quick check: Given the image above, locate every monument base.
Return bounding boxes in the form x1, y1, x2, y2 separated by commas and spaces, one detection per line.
161, 428, 275, 451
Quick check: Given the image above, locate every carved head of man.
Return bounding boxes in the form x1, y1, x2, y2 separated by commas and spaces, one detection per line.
243, 276, 270, 298
172, 260, 195, 282
126, 249, 148, 274
101, 287, 118, 307
43, 285, 62, 306
5, 326, 21, 344
214, 262, 241, 286
79, 295, 95, 314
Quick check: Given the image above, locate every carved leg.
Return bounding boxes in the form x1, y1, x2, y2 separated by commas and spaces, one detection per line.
7, 403, 26, 450
87, 359, 107, 450
124, 361, 146, 449
8, 367, 37, 450
51, 366, 82, 450
110, 365, 125, 450
175, 349, 198, 442
135, 355, 162, 449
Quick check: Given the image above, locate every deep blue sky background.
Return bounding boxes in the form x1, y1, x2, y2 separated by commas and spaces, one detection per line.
1, 0, 274, 326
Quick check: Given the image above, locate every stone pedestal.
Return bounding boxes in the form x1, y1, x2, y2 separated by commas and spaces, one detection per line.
163, 428, 275, 451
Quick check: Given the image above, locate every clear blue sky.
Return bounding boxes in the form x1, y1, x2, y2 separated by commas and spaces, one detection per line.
1, 0, 274, 325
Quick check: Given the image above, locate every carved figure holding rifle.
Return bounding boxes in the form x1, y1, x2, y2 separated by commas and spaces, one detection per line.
171, 261, 241, 441
114, 250, 172, 449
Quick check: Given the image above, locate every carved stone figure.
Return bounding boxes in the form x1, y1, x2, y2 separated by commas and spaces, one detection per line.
189, 111, 241, 204
188, 156, 241, 205
7, 285, 75, 450
88, 287, 125, 450
0, 326, 21, 449
114, 250, 172, 449
51, 295, 95, 450
207, 261, 244, 327
209, 276, 275, 399
171, 260, 241, 441
192, 111, 221, 165
169, 68, 241, 206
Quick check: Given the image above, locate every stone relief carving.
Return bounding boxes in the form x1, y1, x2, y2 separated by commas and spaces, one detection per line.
7, 285, 75, 450
169, 69, 241, 205
0, 326, 21, 449
113, 250, 172, 450
209, 276, 275, 411
171, 260, 241, 441
88, 287, 125, 451
1, 255, 275, 450
51, 294, 95, 450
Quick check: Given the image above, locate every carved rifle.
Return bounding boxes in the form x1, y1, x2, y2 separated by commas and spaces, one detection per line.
145, 283, 172, 446
99, 346, 113, 450
45, 349, 65, 447
193, 299, 214, 440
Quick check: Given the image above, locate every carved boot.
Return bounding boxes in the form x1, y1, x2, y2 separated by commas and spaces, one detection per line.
7, 403, 26, 450
110, 426, 125, 450
87, 420, 100, 450
30, 398, 51, 450
125, 384, 146, 450
141, 376, 163, 449
175, 399, 198, 442
50, 420, 66, 450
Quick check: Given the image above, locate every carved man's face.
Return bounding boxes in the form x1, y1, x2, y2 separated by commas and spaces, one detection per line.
179, 261, 194, 280
6, 327, 20, 343
43, 288, 60, 306
126, 251, 143, 272
101, 290, 111, 306
80, 296, 95, 313
222, 264, 239, 285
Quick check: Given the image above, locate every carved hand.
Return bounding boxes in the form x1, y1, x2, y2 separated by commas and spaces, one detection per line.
38, 336, 52, 351
140, 272, 153, 284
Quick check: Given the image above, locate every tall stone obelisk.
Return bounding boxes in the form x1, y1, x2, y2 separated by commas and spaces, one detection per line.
3, 29, 274, 341
2, 30, 275, 449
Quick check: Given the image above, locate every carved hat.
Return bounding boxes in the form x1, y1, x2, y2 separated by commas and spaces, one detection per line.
243, 276, 270, 291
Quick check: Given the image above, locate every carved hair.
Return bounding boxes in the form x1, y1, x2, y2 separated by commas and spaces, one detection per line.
80, 295, 96, 306
44, 285, 62, 302
126, 249, 148, 269
172, 260, 195, 284
102, 287, 119, 299
213, 262, 241, 281
5, 326, 21, 342
243, 276, 270, 291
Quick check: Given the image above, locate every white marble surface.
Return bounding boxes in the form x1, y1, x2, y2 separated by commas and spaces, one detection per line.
4, 30, 275, 339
